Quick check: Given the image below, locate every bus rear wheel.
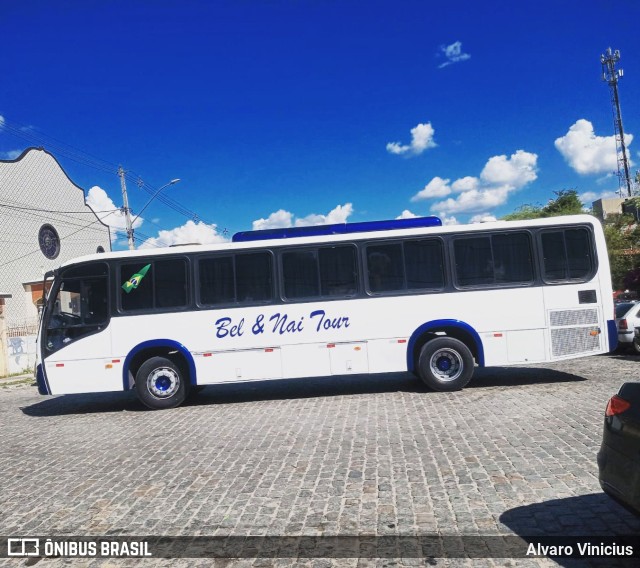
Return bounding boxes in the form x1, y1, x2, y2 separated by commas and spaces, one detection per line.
135, 356, 187, 410
418, 337, 474, 391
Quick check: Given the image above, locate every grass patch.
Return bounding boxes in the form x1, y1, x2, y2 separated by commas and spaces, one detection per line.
0, 378, 35, 388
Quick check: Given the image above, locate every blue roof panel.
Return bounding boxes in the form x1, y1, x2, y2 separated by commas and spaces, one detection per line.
232, 216, 442, 242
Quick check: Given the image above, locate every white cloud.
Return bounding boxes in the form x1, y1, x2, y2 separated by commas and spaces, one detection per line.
411, 176, 451, 201
555, 119, 633, 175
296, 203, 354, 226
480, 150, 538, 187
0, 149, 22, 160
386, 122, 436, 156
252, 209, 293, 231
451, 176, 478, 193
86, 186, 143, 240
252, 203, 354, 230
411, 150, 538, 215
396, 209, 418, 219
432, 186, 512, 215
469, 213, 497, 224
438, 212, 459, 225
138, 220, 228, 249
438, 41, 471, 69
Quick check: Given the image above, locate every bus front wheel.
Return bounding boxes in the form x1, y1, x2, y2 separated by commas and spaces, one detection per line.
135, 356, 187, 410
418, 337, 474, 391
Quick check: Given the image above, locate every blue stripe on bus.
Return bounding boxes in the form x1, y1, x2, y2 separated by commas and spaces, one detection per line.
232, 216, 442, 242
607, 319, 618, 352
122, 339, 198, 391
36, 363, 50, 395
406, 319, 485, 372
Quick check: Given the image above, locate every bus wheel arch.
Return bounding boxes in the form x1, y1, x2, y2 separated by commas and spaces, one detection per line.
407, 321, 483, 388
124, 340, 196, 408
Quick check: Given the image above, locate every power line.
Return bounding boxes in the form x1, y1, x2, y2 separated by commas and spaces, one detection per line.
0, 116, 214, 225
0, 210, 119, 269
0, 201, 120, 215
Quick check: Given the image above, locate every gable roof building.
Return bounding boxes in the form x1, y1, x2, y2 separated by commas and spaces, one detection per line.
0, 147, 111, 332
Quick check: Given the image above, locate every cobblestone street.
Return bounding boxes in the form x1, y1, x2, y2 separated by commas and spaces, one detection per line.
1, 354, 640, 567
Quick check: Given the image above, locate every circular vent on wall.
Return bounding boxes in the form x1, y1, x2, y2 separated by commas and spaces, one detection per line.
38, 224, 61, 259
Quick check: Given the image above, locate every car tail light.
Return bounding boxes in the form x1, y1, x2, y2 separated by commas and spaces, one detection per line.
605, 395, 631, 417
619, 319, 629, 330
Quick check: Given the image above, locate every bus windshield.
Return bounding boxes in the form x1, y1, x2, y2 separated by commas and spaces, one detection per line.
43, 263, 109, 354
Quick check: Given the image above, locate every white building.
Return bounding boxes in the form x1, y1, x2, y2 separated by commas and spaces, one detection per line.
0, 147, 111, 374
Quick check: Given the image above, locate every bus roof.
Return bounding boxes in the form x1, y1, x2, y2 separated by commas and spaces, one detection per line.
232, 216, 442, 242
57, 214, 600, 269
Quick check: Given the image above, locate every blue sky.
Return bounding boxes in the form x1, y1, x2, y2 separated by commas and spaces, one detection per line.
2, 0, 640, 249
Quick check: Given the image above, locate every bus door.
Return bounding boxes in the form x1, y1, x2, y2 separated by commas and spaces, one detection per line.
41, 263, 116, 394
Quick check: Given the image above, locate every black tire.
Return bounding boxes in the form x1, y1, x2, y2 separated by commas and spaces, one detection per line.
417, 337, 474, 391
631, 338, 640, 355
135, 356, 188, 410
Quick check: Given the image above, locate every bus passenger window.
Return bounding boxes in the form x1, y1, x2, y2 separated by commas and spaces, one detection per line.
541, 231, 567, 280
366, 244, 404, 293
541, 228, 593, 282
236, 253, 273, 302
319, 246, 357, 297
121, 262, 154, 311
405, 240, 444, 290
454, 237, 493, 286
492, 233, 533, 284
199, 257, 234, 305
283, 251, 319, 299
565, 229, 592, 279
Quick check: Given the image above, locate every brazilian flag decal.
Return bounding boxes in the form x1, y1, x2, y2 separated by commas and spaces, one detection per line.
122, 264, 151, 293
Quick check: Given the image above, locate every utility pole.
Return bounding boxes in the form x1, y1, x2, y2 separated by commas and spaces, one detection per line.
118, 166, 135, 250
601, 47, 633, 198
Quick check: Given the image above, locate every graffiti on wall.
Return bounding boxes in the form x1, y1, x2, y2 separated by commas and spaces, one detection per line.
6, 334, 37, 374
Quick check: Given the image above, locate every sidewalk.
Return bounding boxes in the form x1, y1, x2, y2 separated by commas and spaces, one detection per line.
0, 371, 35, 387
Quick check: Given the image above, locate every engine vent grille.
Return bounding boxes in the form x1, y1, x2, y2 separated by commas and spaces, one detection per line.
551, 327, 600, 357
550, 309, 598, 327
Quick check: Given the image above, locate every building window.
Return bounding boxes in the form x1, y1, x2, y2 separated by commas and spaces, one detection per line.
38, 224, 61, 259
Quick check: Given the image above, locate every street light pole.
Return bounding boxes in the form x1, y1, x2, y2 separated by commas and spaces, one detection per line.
129, 178, 181, 249
118, 166, 136, 251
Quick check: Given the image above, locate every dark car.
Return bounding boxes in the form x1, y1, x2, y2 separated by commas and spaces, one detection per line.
598, 382, 640, 515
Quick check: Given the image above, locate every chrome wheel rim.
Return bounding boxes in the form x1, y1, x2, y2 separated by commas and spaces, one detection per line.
429, 348, 463, 382
147, 367, 180, 398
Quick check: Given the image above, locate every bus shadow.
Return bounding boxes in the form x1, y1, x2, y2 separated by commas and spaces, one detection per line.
20, 367, 587, 416
186, 366, 586, 407
468, 366, 587, 389
499, 494, 640, 567
20, 391, 141, 416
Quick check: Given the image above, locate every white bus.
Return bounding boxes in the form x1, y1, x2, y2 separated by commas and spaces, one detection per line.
35, 214, 616, 409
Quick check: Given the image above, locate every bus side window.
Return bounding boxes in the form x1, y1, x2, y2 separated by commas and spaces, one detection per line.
454, 237, 493, 286
319, 246, 357, 297
283, 251, 319, 299
405, 239, 444, 290
366, 244, 404, 293
565, 228, 593, 279
541, 231, 567, 281
236, 252, 273, 302
541, 228, 593, 282
156, 259, 188, 308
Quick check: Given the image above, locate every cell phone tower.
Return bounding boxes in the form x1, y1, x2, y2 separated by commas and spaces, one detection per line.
601, 47, 633, 197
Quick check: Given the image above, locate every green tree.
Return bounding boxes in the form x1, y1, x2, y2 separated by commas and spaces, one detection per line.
501, 190, 584, 221
540, 189, 584, 216
603, 213, 640, 290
